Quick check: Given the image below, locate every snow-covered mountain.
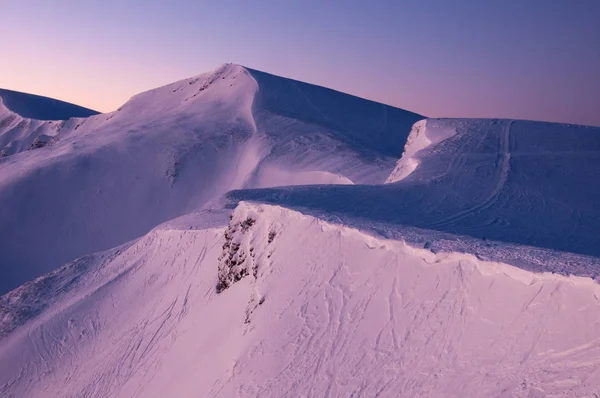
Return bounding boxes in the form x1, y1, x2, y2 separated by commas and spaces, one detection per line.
0, 64, 422, 294
1, 64, 600, 397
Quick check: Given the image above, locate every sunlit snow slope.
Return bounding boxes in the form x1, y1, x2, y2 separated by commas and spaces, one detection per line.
0, 64, 422, 294
2, 203, 600, 397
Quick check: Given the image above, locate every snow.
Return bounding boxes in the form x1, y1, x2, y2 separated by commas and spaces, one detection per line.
0, 64, 422, 294
1, 64, 600, 397
2, 203, 600, 397
0, 90, 99, 158
251, 166, 354, 187
247, 67, 423, 159
0, 89, 98, 121
230, 118, 600, 275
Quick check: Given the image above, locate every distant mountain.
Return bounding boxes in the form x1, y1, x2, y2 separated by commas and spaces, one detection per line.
0, 88, 98, 120
0, 89, 99, 157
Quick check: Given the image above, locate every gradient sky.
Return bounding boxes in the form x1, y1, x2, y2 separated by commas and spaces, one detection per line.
1, 0, 599, 126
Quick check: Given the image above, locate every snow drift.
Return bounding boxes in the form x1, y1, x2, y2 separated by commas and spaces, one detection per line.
1, 203, 600, 397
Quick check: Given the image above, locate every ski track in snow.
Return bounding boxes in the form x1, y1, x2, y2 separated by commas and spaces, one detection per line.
430, 119, 513, 228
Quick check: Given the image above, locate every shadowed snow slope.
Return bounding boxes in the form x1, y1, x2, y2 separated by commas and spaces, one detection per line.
0, 64, 423, 294
231, 118, 600, 273
247, 67, 422, 157
0, 90, 99, 157
0, 89, 98, 120
2, 203, 600, 397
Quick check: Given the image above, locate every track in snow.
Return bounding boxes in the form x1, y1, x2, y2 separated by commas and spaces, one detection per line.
431, 119, 513, 228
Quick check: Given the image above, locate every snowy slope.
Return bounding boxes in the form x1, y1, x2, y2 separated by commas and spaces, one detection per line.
0, 64, 423, 294
231, 118, 600, 274
2, 202, 600, 397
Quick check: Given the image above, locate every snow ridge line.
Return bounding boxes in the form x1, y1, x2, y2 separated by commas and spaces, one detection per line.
229, 202, 600, 291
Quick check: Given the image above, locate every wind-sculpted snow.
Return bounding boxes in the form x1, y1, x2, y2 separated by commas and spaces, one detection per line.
0, 64, 422, 294
230, 118, 600, 274
2, 203, 600, 397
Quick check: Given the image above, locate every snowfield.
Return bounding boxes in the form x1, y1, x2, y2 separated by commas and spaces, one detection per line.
1, 64, 600, 397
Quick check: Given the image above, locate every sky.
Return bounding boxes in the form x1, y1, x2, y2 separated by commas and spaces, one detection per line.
1, 0, 599, 126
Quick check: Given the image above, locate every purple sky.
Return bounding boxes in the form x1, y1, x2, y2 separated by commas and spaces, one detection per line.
1, 1, 599, 126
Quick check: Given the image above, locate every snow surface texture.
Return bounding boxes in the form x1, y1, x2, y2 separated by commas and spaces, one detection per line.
2, 203, 600, 397
0, 64, 422, 294
231, 118, 600, 275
